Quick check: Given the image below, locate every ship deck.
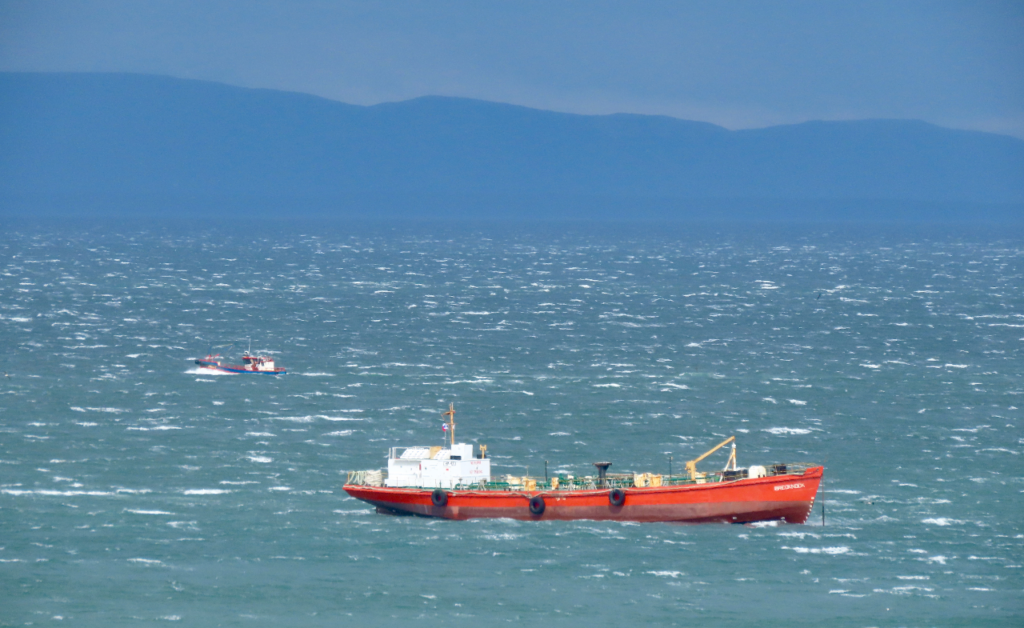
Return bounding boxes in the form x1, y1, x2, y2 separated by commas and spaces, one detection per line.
346, 462, 816, 491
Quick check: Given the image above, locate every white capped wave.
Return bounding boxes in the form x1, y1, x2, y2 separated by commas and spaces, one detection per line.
922, 517, 963, 526
788, 399, 807, 405
267, 415, 363, 423
324, 430, 353, 436
185, 367, 234, 375
782, 546, 851, 555
70, 407, 127, 413
125, 509, 175, 515
778, 531, 819, 539
763, 427, 812, 435
2, 489, 115, 496
181, 489, 231, 495
877, 586, 935, 595
167, 521, 199, 530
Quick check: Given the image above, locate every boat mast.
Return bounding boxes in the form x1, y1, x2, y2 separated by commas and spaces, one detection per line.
442, 403, 456, 447
724, 442, 737, 471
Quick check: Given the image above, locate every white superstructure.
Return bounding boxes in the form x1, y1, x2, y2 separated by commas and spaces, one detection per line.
383, 403, 491, 488
385, 442, 491, 488
242, 354, 278, 372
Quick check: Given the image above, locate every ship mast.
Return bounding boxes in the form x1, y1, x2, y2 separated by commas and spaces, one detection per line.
442, 403, 456, 447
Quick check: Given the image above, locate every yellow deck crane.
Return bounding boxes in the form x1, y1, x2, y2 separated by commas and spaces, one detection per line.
685, 436, 737, 480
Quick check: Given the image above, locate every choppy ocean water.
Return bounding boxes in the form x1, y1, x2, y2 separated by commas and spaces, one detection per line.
1, 220, 1021, 627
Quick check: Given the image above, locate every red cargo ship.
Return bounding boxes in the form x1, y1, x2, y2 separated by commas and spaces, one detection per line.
344, 405, 823, 524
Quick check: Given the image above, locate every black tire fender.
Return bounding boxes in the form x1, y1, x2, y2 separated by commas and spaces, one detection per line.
609, 488, 626, 507
528, 494, 545, 516
431, 488, 448, 507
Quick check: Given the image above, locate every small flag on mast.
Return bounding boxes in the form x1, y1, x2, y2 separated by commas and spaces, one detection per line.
442, 424, 448, 432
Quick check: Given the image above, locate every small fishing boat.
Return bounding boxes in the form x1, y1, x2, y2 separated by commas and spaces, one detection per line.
195, 344, 286, 375
344, 404, 823, 524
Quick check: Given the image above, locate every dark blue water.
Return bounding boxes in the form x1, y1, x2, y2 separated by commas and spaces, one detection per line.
1, 221, 1021, 626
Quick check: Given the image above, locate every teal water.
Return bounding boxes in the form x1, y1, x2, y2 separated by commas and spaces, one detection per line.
1, 221, 1021, 626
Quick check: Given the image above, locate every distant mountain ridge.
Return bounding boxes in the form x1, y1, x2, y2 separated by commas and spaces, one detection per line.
1, 72, 1022, 221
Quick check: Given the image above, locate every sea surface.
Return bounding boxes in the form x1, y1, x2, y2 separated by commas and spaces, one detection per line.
1, 220, 1021, 627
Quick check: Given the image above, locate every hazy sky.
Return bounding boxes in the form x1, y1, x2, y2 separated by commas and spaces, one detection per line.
2, 1, 1022, 137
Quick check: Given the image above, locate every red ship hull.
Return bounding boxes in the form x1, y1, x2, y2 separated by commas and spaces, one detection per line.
344, 466, 822, 524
